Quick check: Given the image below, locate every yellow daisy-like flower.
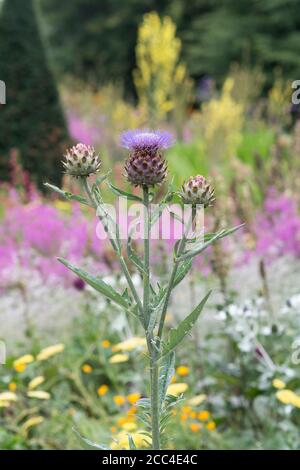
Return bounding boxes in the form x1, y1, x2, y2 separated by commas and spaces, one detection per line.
14, 363, 26, 373
28, 376, 45, 391
117, 416, 134, 427
189, 423, 201, 432
127, 406, 137, 416
276, 389, 297, 405
272, 379, 286, 390
22, 416, 44, 433
8, 382, 17, 392
176, 366, 190, 377
187, 394, 207, 406
127, 393, 141, 405
81, 364, 93, 374
13, 354, 34, 371
206, 421, 216, 431
110, 426, 117, 434
181, 406, 192, 415
112, 337, 146, 353
27, 391, 51, 400
36, 344, 64, 361
101, 340, 111, 349
198, 410, 210, 421
97, 384, 109, 396
0, 392, 18, 402
109, 354, 129, 364
113, 395, 126, 406
167, 383, 188, 397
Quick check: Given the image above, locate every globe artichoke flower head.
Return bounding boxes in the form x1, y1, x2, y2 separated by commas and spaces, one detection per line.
63, 143, 101, 177
121, 129, 173, 187
181, 175, 215, 208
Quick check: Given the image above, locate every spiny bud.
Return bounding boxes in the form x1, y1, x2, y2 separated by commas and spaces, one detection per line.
121, 130, 173, 187
180, 175, 215, 207
62, 143, 101, 178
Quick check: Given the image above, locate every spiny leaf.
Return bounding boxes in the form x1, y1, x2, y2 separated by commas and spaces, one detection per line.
173, 259, 193, 288
162, 291, 212, 357
58, 258, 129, 309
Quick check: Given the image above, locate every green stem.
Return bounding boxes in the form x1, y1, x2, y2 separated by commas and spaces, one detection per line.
143, 186, 151, 326
143, 185, 160, 450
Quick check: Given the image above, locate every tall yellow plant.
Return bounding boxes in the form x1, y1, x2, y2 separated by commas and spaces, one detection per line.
134, 12, 190, 124
200, 77, 244, 162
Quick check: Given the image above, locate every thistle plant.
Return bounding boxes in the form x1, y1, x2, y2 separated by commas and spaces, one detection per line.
45, 130, 242, 450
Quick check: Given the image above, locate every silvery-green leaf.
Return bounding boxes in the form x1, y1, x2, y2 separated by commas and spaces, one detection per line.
58, 258, 129, 309
162, 291, 211, 356
173, 259, 193, 287
44, 183, 89, 206
107, 181, 143, 202
127, 236, 146, 275
127, 434, 137, 450
158, 351, 175, 409
73, 428, 111, 450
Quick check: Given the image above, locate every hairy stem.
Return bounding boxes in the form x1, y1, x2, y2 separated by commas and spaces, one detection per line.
150, 358, 160, 450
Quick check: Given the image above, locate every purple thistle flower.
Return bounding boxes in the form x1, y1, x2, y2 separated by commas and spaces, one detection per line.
121, 129, 174, 153
121, 129, 173, 187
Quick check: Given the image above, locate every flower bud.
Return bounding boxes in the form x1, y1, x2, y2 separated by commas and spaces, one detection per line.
62, 143, 101, 177
180, 175, 215, 207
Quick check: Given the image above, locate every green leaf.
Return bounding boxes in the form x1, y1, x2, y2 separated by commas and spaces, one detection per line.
44, 183, 89, 206
127, 237, 146, 275
147, 291, 166, 333
177, 224, 244, 261
173, 259, 193, 288
127, 434, 137, 450
73, 428, 111, 450
158, 351, 175, 409
107, 181, 143, 202
58, 258, 129, 309
162, 291, 211, 356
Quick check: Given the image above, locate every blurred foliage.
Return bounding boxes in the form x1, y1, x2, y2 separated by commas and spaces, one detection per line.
37, 0, 300, 92
0, 0, 69, 190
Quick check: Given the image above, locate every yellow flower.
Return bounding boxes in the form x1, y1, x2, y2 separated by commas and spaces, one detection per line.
14, 363, 26, 373
97, 385, 109, 396
181, 406, 192, 415
206, 421, 216, 431
189, 423, 201, 433
27, 391, 51, 400
112, 337, 146, 352
276, 389, 297, 405
171, 374, 177, 383
127, 406, 137, 416
109, 354, 129, 364
127, 393, 141, 405
0, 392, 18, 402
111, 431, 151, 450
36, 344, 64, 361
113, 395, 126, 406
22, 416, 44, 433
272, 379, 286, 390
190, 411, 197, 419
176, 366, 190, 377
117, 416, 135, 427
101, 340, 111, 349
121, 422, 137, 432
82, 364, 93, 374
110, 426, 117, 434
198, 410, 210, 422
167, 383, 188, 396
180, 413, 188, 422
187, 394, 207, 406
13, 354, 34, 371
8, 382, 17, 392
28, 376, 45, 391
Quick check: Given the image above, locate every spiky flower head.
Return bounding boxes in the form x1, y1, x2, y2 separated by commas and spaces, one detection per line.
62, 143, 101, 177
121, 129, 173, 187
180, 175, 215, 207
